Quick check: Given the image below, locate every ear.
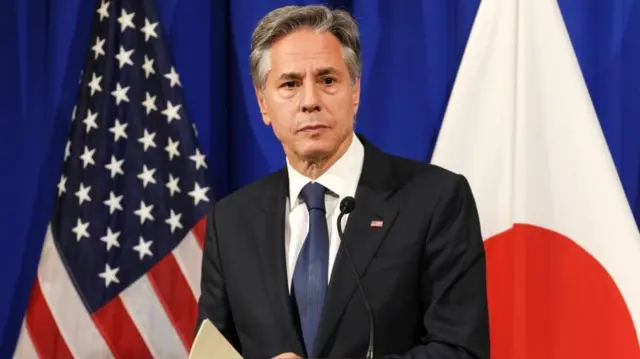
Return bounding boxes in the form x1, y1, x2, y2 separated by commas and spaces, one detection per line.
254, 85, 271, 126
351, 77, 361, 115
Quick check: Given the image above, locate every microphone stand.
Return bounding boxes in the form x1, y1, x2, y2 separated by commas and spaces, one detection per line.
337, 198, 375, 359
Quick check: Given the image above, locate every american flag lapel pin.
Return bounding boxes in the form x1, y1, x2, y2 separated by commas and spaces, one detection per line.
370, 220, 384, 228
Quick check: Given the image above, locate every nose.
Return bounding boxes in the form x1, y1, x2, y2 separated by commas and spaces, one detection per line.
300, 81, 320, 113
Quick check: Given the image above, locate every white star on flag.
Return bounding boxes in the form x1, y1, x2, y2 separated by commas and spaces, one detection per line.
117, 9, 135, 32
83, 109, 99, 133
109, 119, 128, 142
165, 138, 180, 160
98, 264, 120, 288
74, 183, 92, 206
189, 148, 207, 170
64, 140, 71, 161
164, 66, 181, 87
142, 55, 155, 78
138, 129, 156, 151
161, 101, 181, 123
141, 18, 158, 42
88, 73, 103, 96
103, 191, 123, 214
165, 210, 183, 233
115, 46, 134, 69
133, 237, 153, 260
105, 155, 125, 178
96, 1, 110, 22
100, 227, 121, 251
92, 37, 105, 59
188, 182, 210, 205
57, 175, 67, 197
111, 82, 130, 105
137, 165, 157, 188
165, 174, 181, 197
142, 92, 157, 114
79, 145, 96, 168
72, 218, 90, 242
133, 200, 154, 224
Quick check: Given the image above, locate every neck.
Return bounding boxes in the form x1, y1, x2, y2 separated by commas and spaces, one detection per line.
288, 133, 353, 180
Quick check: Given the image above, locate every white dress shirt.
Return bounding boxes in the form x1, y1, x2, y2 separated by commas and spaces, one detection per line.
284, 133, 365, 292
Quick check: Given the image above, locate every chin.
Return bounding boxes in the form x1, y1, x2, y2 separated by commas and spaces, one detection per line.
296, 141, 336, 161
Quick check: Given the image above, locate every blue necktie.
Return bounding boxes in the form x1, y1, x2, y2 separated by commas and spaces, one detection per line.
293, 182, 329, 355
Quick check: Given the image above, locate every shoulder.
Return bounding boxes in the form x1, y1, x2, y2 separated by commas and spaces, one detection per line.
379, 151, 476, 219
211, 168, 286, 216
380, 153, 479, 232
358, 135, 467, 195
357, 135, 473, 207
385, 152, 469, 194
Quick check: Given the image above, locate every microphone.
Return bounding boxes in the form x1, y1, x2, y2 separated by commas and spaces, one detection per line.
337, 196, 375, 359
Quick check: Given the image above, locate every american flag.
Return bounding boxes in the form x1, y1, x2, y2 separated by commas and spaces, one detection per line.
13, 0, 210, 357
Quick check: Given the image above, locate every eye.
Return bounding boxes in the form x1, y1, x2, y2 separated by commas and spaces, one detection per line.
321, 77, 336, 85
281, 81, 298, 88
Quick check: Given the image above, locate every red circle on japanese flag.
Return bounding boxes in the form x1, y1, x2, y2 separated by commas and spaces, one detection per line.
484, 223, 640, 359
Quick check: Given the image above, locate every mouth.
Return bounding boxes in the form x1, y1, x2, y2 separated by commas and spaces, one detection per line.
298, 124, 329, 133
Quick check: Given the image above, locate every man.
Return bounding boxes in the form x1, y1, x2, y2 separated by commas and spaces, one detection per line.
197, 5, 490, 359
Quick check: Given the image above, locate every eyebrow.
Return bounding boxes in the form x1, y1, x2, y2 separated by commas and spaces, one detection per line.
278, 67, 341, 81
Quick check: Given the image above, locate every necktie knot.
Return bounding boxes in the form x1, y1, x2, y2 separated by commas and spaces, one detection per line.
300, 182, 326, 212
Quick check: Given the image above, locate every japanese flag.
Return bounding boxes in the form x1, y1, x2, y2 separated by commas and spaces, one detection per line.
431, 0, 640, 358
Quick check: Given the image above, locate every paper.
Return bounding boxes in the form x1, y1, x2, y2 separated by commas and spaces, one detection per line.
188, 319, 242, 359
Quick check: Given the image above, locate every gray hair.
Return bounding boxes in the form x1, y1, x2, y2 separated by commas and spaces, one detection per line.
249, 5, 362, 90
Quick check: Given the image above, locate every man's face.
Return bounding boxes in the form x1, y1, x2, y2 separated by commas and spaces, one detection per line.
255, 28, 360, 162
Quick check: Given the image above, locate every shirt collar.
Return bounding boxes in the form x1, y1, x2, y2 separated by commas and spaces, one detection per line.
287, 133, 364, 209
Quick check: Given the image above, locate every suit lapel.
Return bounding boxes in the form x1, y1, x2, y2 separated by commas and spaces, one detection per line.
252, 170, 304, 353
312, 138, 400, 357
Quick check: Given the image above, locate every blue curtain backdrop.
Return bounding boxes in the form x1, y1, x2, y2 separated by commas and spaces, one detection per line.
0, 0, 638, 356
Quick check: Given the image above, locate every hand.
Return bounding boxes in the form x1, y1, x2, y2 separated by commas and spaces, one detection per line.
272, 353, 302, 359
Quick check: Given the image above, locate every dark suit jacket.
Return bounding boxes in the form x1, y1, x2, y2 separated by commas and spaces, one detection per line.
197, 135, 490, 359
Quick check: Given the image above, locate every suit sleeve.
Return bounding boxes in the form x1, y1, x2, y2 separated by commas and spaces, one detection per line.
195, 207, 242, 351
388, 174, 490, 359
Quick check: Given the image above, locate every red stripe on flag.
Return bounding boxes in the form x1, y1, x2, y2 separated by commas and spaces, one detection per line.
92, 296, 154, 359
148, 253, 199, 350
25, 280, 74, 359
192, 216, 207, 249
